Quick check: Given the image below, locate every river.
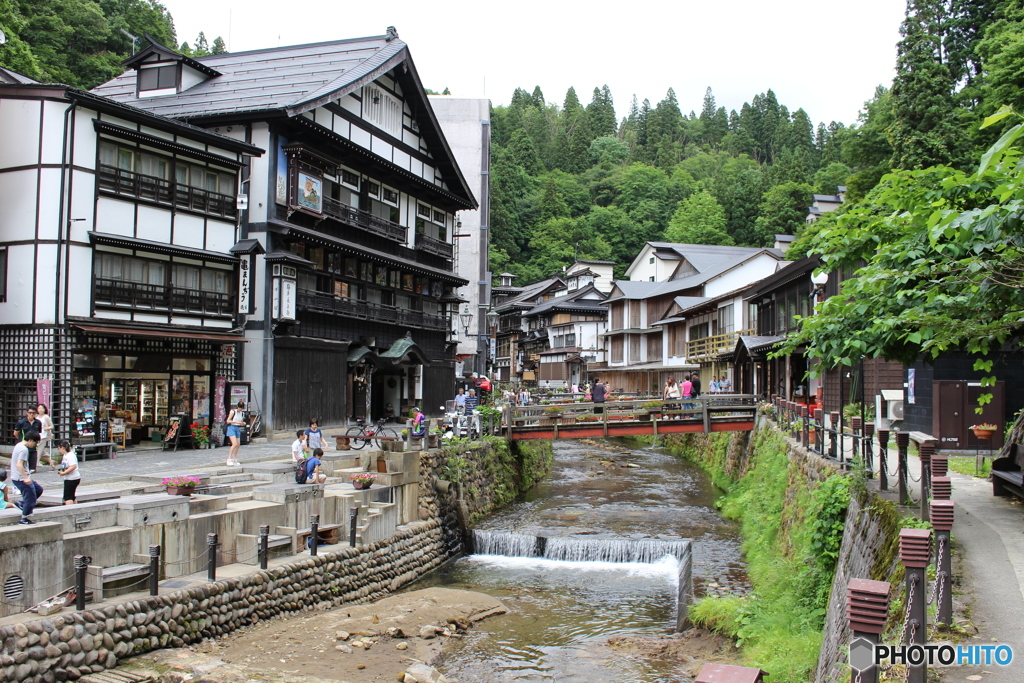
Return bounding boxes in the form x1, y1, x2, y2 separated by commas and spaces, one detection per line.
413, 438, 749, 682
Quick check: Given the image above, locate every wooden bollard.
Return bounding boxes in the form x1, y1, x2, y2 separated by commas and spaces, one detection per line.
846, 577, 891, 682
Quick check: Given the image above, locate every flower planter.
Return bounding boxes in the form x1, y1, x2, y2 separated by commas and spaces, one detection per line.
166, 486, 196, 496
972, 428, 996, 439
352, 480, 373, 490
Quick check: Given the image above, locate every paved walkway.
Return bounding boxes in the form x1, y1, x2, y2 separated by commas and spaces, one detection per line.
863, 445, 1024, 679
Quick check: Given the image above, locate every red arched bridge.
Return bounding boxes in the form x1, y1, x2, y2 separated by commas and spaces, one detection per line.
505, 395, 758, 440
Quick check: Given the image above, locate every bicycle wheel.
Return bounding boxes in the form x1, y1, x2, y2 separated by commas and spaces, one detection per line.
373, 428, 398, 450
346, 426, 367, 450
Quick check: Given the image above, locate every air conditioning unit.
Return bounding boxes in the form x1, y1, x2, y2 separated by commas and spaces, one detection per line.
888, 400, 904, 421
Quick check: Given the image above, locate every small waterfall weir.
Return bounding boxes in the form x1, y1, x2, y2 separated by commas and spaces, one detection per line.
471, 530, 694, 630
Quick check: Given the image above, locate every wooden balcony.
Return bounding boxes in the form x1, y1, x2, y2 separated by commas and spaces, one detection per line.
296, 289, 448, 331
415, 232, 454, 259
685, 328, 754, 362
98, 165, 237, 220
322, 197, 406, 243
94, 278, 234, 318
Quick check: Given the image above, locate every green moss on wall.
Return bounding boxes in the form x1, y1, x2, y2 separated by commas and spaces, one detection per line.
666, 425, 855, 682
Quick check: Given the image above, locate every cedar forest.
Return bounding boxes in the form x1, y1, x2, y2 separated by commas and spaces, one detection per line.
2, 0, 1023, 295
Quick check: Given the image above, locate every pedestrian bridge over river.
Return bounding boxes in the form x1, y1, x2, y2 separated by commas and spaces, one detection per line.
504, 395, 758, 440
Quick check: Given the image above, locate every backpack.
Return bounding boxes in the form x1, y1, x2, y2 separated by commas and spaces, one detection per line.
294, 459, 307, 484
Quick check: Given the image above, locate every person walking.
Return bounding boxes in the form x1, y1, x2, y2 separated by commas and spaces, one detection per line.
709, 377, 719, 394
591, 378, 606, 414
225, 401, 246, 466
305, 418, 327, 451
13, 407, 42, 473
37, 404, 55, 468
454, 388, 467, 412
11, 431, 43, 524
55, 440, 81, 505
465, 389, 480, 412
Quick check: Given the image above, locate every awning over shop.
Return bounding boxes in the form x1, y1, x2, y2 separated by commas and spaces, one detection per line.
72, 324, 247, 344
347, 344, 384, 368
379, 333, 431, 366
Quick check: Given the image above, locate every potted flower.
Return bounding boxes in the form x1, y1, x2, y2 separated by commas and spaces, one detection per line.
163, 475, 201, 496
640, 400, 663, 421
540, 405, 563, 426
970, 423, 999, 439
350, 472, 376, 490
191, 422, 211, 448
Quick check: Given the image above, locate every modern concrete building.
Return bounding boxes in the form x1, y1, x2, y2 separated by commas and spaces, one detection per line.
428, 97, 491, 378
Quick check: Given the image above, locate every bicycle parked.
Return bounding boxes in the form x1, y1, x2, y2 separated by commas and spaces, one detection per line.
345, 417, 397, 450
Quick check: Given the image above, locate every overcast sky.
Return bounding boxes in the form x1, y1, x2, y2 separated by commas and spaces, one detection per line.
164, 0, 905, 127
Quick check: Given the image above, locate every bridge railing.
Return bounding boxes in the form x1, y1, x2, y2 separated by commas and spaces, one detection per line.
505, 395, 758, 433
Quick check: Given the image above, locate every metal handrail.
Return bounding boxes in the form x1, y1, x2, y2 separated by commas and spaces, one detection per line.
98, 165, 237, 220
322, 197, 406, 243
94, 278, 234, 317
415, 232, 454, 259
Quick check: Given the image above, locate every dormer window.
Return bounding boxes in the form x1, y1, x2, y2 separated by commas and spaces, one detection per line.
123, 34, 222, 98
139, 64, 178, 94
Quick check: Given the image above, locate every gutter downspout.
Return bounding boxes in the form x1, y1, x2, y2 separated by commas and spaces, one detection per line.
54, 98, 76, 427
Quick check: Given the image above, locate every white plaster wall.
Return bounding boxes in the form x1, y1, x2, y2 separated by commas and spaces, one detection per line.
136, 204, 172, 243
0, 99, 40, 169
40, 101, 68, 166
703, 253, 781, 297
66, 244, 94, 318
428, 97, 490, 361
205, 219, 237, 254
3, 244, 37, 324
172, 213, 205, 249
0, 168, 38, 242
33, 243, 58, 324
36, 168, 62, 241
95, 197, 135, 238
68, 167, 97, 243
248, 123, 271, 224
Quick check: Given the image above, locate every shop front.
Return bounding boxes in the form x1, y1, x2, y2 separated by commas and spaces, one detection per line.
70, 326, 242, 447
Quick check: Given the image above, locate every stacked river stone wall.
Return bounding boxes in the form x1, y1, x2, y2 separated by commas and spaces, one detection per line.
0, 439, 554, 683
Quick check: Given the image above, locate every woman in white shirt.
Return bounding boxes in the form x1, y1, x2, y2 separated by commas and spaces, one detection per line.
37, 404, 54, 468
56, 440, 82, 505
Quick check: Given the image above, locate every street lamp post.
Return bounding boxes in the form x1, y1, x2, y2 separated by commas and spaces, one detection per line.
485, 309, 500, 379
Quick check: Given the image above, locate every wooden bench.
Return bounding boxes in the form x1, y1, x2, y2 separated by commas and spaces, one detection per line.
85, 562, 149, 601
992, 443, 1024, 499
295, 523, 343, 550
77, 442, 116, 461
992, 469, 1024, 499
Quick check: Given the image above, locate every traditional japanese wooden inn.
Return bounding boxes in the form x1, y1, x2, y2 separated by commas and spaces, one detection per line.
92, 28, 477, 429
0, 69, 262, 446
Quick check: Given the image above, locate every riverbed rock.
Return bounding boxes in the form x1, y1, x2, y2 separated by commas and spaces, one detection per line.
418, 625, 441, 639
403, 663, 449, 683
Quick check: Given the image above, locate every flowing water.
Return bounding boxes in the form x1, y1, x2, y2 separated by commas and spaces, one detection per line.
413, 438, 749, 682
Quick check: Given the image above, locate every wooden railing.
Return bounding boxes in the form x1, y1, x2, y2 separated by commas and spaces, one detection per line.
322, 197, 406, 243
98, 165, 237, 220
685, 328, 754, 362
504, 394, 758, 439
415, 232, 454, 259
94, 278, 234, 318
296, 288, 448, 330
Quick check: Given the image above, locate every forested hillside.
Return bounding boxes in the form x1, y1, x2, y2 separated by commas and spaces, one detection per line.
489, 0, 1024, 282
0, 0, 224, 89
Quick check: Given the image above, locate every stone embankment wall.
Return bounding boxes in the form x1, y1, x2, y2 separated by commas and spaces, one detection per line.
664, 418, 909, 683
0, 439, 553, 683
